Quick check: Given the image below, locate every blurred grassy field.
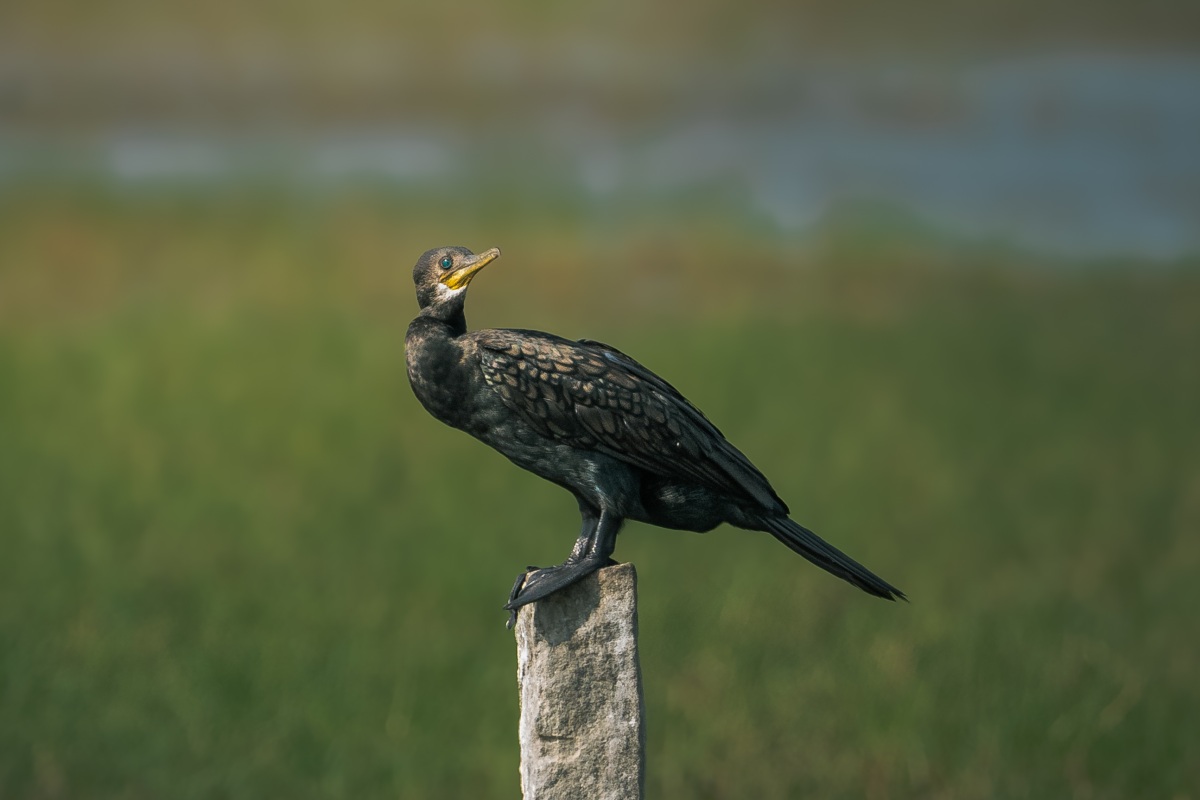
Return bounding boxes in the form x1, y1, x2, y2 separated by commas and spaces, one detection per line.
1, 190, 1198, 798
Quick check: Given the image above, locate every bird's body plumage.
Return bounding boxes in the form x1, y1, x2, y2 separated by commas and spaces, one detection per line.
405, 246, 904, 622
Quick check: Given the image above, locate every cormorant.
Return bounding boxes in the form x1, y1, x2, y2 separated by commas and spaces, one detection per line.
405, 246, 905, 626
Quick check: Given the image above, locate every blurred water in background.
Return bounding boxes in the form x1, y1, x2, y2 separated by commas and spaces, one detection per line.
4, 0, 1200, 266
3, 52, 1198, 259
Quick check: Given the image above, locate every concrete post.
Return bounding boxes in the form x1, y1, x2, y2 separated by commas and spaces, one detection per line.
514, 563, 645, 800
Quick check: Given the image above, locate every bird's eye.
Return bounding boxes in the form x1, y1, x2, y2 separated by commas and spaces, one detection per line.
439, 256, 454, 270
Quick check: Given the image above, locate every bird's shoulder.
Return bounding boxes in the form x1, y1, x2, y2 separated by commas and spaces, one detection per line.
468, 328, 643, 424
470, 329, 688, 411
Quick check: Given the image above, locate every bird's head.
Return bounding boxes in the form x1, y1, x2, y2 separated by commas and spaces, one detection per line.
412, 246, 501, 312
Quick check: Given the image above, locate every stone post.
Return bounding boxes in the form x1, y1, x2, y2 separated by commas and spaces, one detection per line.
514, 563, 645, 800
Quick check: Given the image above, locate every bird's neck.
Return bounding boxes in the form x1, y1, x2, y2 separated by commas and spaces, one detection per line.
406, 308, 473, 430
419, 303, 467, 336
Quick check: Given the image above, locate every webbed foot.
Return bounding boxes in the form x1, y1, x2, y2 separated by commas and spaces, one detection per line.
504, 557, 619, 629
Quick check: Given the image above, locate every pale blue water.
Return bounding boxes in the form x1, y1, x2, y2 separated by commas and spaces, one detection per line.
3, 53, 1198, 259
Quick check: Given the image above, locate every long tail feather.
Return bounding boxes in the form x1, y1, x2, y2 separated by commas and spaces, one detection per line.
763, 517, 906, 601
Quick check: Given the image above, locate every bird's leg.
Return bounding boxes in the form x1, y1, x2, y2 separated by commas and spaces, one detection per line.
505, 504, 599, 628
504, 507, 622, 626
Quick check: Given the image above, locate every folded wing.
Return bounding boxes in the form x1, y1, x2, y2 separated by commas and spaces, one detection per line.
473, 328, 788, 514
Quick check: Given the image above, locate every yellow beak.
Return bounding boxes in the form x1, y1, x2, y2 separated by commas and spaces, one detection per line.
442, 247, 501, 290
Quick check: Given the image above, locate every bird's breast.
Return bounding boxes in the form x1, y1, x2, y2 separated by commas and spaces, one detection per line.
405, 329, 476, 430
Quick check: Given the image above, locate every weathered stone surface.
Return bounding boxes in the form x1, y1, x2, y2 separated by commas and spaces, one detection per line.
515, 563, 644, 800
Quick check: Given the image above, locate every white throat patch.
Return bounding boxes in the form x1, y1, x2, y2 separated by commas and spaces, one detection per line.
435, 282, 466, 302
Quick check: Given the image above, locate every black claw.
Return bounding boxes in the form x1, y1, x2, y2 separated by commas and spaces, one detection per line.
507, 569, 533, 605
505, 567, 540, 628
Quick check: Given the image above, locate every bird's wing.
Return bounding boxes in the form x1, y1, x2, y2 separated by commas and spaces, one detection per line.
473, 329, 788, 513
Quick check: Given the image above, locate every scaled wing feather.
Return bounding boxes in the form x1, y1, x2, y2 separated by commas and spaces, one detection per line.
473, 329, 787, 513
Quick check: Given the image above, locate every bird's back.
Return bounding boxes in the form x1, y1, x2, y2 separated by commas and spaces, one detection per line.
469, 327, 789, 514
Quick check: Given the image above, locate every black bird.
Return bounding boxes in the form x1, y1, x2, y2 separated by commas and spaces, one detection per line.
405, 246, 904, 626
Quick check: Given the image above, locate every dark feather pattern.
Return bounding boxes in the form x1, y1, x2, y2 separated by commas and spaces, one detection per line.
473, 328, 788, 514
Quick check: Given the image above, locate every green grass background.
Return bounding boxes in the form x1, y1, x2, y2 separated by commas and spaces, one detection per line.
2, 192, 1198, 798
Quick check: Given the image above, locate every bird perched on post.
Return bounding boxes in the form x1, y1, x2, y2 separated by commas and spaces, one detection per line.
405, 246, 904, 626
